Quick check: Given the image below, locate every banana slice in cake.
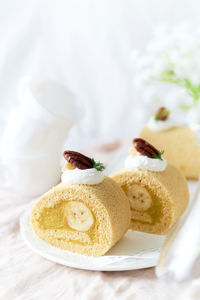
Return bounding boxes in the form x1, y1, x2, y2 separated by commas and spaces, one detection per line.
124, 183, 152, 211
66, 201, 94, 232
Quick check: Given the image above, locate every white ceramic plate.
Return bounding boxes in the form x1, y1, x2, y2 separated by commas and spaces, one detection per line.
20, 150, 198, 271
20, 207, 166, 271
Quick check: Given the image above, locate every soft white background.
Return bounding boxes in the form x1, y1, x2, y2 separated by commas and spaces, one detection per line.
1, 0, 200, 147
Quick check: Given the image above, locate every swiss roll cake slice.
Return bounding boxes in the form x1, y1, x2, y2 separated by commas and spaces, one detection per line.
31, 151, 130, 256
111, 138, 189, 234
140, 107, 200, 179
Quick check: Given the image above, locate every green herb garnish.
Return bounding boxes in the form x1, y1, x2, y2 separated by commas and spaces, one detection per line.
91, 159, 105, 171
153, 150, 165, 160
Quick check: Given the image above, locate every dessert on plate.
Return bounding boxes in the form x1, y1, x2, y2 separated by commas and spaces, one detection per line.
31, 151, 130, 257
111, 138, 189, 234
139, 107, 200, 179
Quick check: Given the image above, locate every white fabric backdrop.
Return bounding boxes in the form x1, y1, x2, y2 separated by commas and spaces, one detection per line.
0, 0, 200, 147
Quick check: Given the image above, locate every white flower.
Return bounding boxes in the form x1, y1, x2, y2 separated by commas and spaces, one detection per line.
131, 23, 200, 118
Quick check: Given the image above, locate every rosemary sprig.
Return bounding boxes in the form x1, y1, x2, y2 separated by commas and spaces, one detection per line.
91, 159, 105, 171
152, 150, 165, 160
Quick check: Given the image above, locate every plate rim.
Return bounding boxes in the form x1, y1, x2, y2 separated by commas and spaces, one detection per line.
20, 209, 163, 271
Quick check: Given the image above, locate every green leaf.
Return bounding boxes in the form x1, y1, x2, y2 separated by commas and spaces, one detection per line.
165, 69, 175, 76
179, 103, 193, 111
160, 69, 180, 84
184, 78, 192, 89
184, 79, 200, 103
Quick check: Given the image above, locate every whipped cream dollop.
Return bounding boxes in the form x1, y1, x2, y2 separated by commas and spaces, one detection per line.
61, 168, 104, 185
125, 154, 167, 172
190, 124, 200, 146
147, 116, 174, 132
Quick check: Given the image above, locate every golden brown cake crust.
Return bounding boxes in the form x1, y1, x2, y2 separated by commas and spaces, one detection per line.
111, 164, 189, 234
140, 126, 200, 179
31, 176, 130, 257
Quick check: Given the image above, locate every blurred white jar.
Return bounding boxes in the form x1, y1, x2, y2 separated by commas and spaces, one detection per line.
4, 153, 62, 197
0, 77, 82, 197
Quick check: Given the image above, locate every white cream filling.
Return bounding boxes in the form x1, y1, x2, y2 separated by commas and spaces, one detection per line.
147, 116, 174, 132
61, 168, 104, 184
190, 124, 200, 146
125, 154, 167, 172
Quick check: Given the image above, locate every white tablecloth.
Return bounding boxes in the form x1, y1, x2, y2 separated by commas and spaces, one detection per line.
1, 162, 200, 300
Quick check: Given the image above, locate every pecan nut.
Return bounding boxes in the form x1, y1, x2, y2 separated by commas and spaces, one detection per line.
133, 138, 161, 159
154, 107, 170, 121
63, 151, 93, 170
